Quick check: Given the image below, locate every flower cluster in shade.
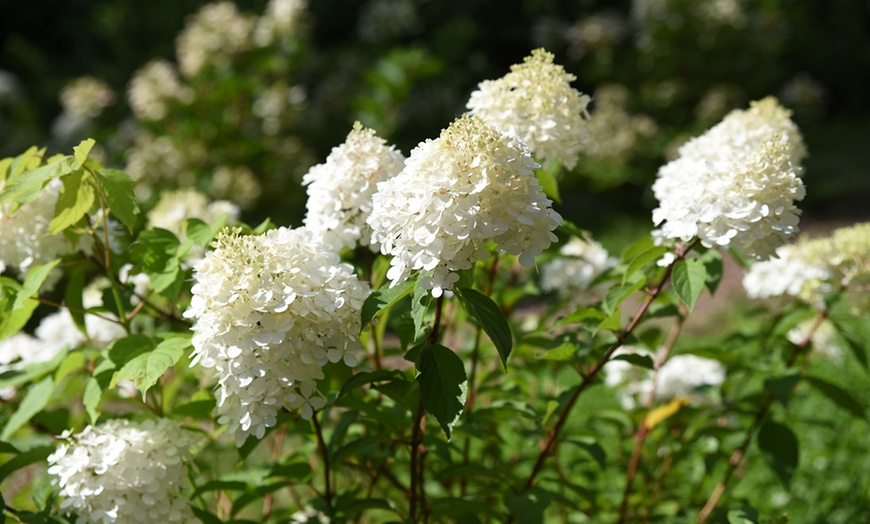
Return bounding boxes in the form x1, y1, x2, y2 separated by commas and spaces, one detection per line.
184, 227, 370, 446
0, 281, 126, 399
467, 48, 591, 170
176, 2, 255, 78
303, 122, 405, 251
127, 60, 194, 121
539, 235, 617, 299
0, 178, 74, 288
786, 318, 845, 364
605, 347, 726, 410
577, 84, 657, 163
47, 419, 198, 524
651, 97, 806, 261
59, 76, 115, 119
367, 114, 562, 297
743, 222, 870, 306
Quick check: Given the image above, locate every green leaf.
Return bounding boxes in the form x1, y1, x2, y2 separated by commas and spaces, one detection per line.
700, 248, 724, 294
108, 334, 155, 367
557, 306, 606, 326
456, 287, 512, 369
411, 282, 430, 340
13, 260, 60, 309
49, 169, 95, 235
612, 352, 655, 369
113, 336, 189, 398
0, 161, 60, 207
535, 162, 561, 204
505, 488, 552, 524
757, 420, 798, 486
360, 279, 415, 330
830, 314, 870, 370
622, 245, 669, 285
96, 168, 140, 232
0, 445, 54, 484
671, 258, 707, 311
185, 218, 220, 247
130, 228, 182, 296
339, 369, 407, 398
0, 348, 67, 391
804, 375, 866, 419
0, 279, 39, 341
417, 344, 467, 439
764, 373, 800, 407
1, 376, 53, 440
64, 267, 87, 334
536, 342, 577, 361
603, 279, 645, 315
73, 138, 96, 167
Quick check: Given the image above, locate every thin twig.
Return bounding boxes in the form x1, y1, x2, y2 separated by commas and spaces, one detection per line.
312, 411, 333, 510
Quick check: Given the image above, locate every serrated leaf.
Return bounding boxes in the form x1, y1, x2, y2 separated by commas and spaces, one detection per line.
417, 344, 467, 439
185, 218, 220, 247
49, 169, 95, 234
13, 260, 60, 309
113, 336, 189, 398
1, 376, 53, 440
360, 279, 415, 329
108, 334, 154, 367
672, 258, 707, 311
96, 168, 139, 232
83, 376, 103, 424
757, 420, 798, 486
805, 375, 866, 419
130, 228, 181, 295
73, 138, 95, 167
0, 161, 60, 207
457, 287, 512, 369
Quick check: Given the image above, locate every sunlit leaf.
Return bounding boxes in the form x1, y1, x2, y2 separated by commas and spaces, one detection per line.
457, 287, 512, 369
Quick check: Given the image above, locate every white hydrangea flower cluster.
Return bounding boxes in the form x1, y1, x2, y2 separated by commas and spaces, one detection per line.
253, 0, 307, 46
0, 178, 73, 287
47, 419, 198, 524
743, 222, 870, 305
651, 97, 807, 260
184, 227, 370, 446
368, 114, 562, 297
605, 348, 726, 410
742, 243, 829, 301
59, 76, 115, 119
127, 60, 194, 121
303, 122, 405, 251
176, 1, 255, 78
539, 236, 617, 297
147, 188, 240, 236
467, 48, 591, 170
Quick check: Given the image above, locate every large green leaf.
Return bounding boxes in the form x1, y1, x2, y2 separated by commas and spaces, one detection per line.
456, 287, 512, 369
96, 168, 140, 233
49, 169, 95, 235
757, 420, 798, 486
417, 344, 467, 439
73, 138, 95, 167
0, 445, 54, 484
671, 258, 707, 311
805, 375, 866, 419
1, 376, 54, 440
13, 260, 60, 310
113, 335, 190, 398
130, 228, 182, 297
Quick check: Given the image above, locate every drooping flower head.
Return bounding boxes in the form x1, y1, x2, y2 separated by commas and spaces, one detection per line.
467, 48, 591, 170
184, 227, 370, 445
47, 419, 198, 524
303, 122, 405, 251
652, 97, 806, 260
367, 114, 562, 296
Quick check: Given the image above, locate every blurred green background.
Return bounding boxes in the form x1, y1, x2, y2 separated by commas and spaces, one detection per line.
1, 0, 868, 237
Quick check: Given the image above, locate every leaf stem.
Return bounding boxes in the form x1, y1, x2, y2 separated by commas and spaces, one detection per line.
312, 411, 333, 510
